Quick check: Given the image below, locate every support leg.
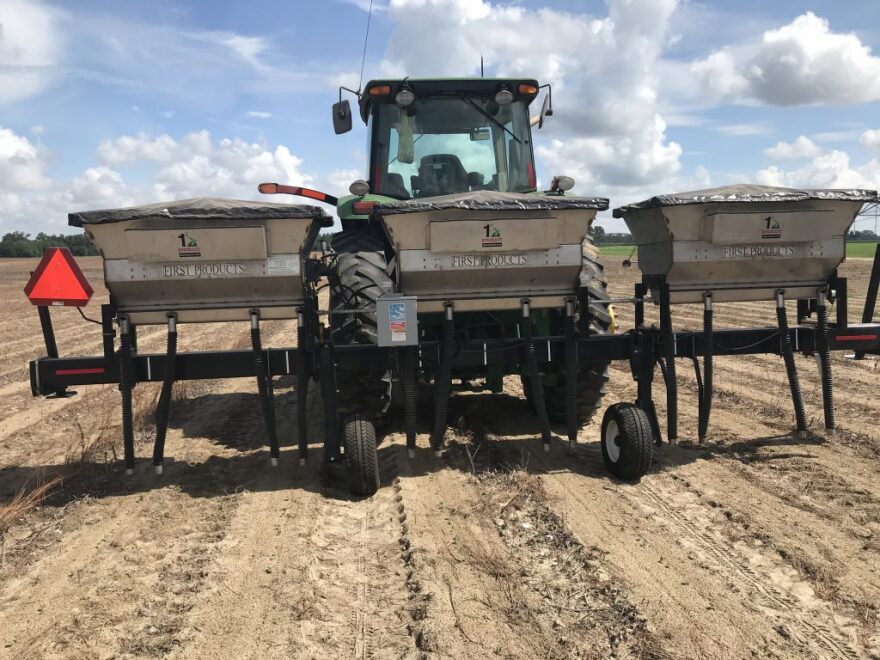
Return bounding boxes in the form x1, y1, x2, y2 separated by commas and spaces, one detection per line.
776, 291, 808, 435
250, 310, 280, 465
295, 308, 310, 466
402, 346, 418, 458
38, 305, 70, 398
816, 289, 835, 433
522, 300, 553, 452
856, 244, 880, 359
635, 331, 662, 445
152, 314, 177, 475
564, 298, 578, 449
698, 293, 713, 443
319, 343, 341, 463
118, 316, 135, 475
429, 303, 455, 456
659, 282, 678, 443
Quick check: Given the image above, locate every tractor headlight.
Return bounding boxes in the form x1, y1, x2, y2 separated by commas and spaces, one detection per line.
553, 176, 575, 192
349, 179, 370, 196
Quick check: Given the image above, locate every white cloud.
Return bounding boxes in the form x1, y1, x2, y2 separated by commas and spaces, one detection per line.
98, 130, 314, 200
763, 135, 821, 160
811, 129, 863, 144
715, 122, 772, 137
690, 50, 749, 101
0, 0, 62, 105
0, 126, 134, 234
692, 12, 880, 106
861, 129, 880, 154
247, 111, 273, 119
381, 0, 683, 196
97, 133, 182, 164
324, 168, 362, 196
1, 129, 316, 233
0, 126, 52, 232
0, 127, 51, 190
755, 150, 880, 190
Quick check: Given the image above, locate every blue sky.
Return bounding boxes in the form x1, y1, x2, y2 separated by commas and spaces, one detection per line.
2, 0, 880, 234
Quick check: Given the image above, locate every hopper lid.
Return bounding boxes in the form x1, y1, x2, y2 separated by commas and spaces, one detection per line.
612, 184, 877, 217
68, 197, 333, 227
374, 190, 609, 215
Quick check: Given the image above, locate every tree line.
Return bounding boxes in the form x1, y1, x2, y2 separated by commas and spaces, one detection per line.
1, 227, 877, 258
0, 232, 99, 257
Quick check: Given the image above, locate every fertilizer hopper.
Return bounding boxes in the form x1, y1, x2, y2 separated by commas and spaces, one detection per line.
614, 184, 878, 445
375, 190, 608, 312
69, 197, 332, 324
68, 197, 332, 474
613, 184, 875, 304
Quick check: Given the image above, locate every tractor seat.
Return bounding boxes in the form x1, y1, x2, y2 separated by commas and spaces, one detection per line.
418, 154, 469, 196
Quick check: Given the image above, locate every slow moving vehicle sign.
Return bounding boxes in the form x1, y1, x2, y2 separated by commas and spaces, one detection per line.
24, 247, 93, 307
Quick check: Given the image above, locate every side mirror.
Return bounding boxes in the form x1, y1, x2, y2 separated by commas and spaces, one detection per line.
332, 100, 352, 135
538, 93, 552, 129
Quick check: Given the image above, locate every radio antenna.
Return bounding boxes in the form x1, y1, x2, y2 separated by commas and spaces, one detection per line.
357, 0, 374, 93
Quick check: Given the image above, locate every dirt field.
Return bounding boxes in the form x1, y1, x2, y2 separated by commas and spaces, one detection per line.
1, 255, 879, 659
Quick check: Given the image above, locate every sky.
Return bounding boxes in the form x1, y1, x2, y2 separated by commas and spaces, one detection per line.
1, 0, 880, 235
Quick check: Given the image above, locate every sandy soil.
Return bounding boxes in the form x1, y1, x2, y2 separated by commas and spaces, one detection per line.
0, 255, 878, 659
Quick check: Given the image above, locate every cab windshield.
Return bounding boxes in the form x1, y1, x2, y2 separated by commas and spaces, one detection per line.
371, 97, 536, 199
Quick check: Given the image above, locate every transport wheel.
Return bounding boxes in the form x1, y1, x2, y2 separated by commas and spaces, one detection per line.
329, 229, 395, 421
344, 414, 380, 496
600, 403, 653, 481
522, 238, 612, 426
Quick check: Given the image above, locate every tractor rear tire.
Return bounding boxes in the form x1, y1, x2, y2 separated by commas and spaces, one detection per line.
600, 403, 653, 481
330, 230, 394, 419
522, 238, 612, 426
344, 414, 380, 496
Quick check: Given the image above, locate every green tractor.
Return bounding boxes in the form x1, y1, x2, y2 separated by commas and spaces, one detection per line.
263, 77, 613, 494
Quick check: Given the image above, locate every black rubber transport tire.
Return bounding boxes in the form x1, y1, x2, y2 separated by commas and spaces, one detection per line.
344, 414, 380, 496
600, 403, 654, 481
330, 230, 394, 419
522, 238, 612, 426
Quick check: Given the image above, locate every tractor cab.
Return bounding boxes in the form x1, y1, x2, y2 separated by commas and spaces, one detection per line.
332, 79, 551, 218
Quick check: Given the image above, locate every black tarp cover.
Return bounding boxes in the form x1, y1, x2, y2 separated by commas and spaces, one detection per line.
374, 190, 609, 215
613, 184, 877, 217
69, 197, 332, 227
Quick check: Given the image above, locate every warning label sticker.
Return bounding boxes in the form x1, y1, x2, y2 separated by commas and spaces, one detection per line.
389, 302, 407, 342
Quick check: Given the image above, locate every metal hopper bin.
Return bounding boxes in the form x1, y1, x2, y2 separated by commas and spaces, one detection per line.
63, 198, 332, 473
70, 197, 332, 324
614, 184, 878, 443
375, 191, 608, 312
613, 184, 872, 304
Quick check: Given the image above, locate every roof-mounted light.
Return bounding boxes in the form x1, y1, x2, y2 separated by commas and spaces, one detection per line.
368, 84, 392, 97
518, 83, 538, 95
494, 88, 514, 105
395, 89, 415, 107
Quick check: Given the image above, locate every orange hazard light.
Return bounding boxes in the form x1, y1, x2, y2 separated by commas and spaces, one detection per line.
24, 247, 94, 307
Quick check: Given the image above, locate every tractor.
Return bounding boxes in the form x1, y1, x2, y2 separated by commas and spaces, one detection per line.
263, 78, 614, 493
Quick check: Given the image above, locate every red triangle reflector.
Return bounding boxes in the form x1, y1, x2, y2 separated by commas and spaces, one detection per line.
24, 248, 94, 307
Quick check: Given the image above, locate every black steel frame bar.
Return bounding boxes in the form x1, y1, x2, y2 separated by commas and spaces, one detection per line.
30, 324, 880, 396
